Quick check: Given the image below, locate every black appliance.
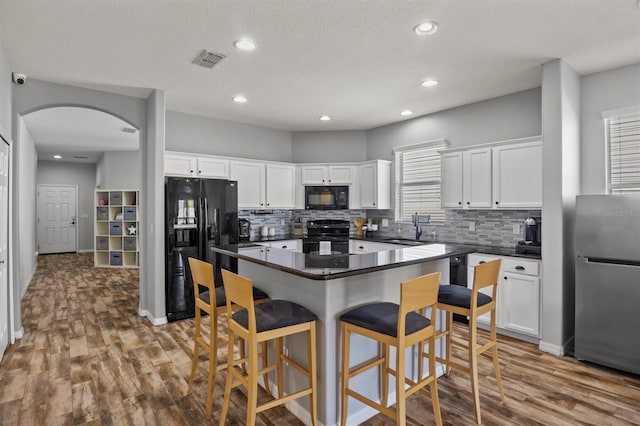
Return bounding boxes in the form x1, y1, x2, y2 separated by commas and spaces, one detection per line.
516, 216, 541, 255
239, 218, 251, 241
303, 219, 350, 254
305, 186, 349, 210
450, 255, 469, 324
165, 177, 239, 322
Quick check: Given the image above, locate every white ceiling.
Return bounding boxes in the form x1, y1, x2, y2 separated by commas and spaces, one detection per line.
1, 0, 639, 152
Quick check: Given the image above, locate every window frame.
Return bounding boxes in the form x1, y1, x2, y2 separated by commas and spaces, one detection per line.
602, 105, 640, 194
393, 138, 448, 223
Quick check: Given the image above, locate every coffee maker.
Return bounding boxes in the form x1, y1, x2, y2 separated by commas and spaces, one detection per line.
238, 219, 251, 241
516, 216, 541, 255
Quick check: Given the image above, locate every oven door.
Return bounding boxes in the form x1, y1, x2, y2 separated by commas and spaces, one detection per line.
303, 238, 349, 254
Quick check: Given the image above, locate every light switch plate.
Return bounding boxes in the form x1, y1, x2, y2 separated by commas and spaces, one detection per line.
513, 223, 521, 234
469, 221, 476, 231
381, 218, 389, 228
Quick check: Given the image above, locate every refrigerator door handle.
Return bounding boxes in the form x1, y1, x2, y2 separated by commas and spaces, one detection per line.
200, 196, 209, 258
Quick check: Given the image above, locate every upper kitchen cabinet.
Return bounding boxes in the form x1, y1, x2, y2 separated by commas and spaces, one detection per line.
230, 160, 295, 209
441, 152, 464, 208
230, 160, 266, 208
165, 152, 229, 178
165, 152, 197, 177
266, 163, 296, 208
463, 147, 493, 208
492, 139, 542, 208
300, 164, 355, 185
359, 160, 391, 209
440, 136, 542, 210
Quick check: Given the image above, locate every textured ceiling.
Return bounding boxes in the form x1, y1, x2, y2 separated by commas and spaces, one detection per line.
1, 0, 639, 135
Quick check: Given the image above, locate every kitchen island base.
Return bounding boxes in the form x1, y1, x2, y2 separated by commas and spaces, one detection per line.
238, 258, 450, 426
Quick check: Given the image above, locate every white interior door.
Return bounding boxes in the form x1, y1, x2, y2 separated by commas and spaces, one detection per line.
37, 185, 77, 254
0, 138, 9, 359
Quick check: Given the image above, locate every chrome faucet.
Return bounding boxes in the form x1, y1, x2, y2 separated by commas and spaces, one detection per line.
412, 213, 430, 241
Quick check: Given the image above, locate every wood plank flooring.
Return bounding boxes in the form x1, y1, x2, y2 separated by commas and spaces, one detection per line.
1, 253, 638, 425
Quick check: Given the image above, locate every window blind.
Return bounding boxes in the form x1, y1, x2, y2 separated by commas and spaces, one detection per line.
604, 107, 640, 194
394, 139, 447, 223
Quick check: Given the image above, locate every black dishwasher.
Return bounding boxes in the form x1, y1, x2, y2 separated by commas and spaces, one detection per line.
450, 255, 468, 323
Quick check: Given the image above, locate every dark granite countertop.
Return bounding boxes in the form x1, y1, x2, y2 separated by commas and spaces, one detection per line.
211, 243, 476, 280
240, 235, 541, 260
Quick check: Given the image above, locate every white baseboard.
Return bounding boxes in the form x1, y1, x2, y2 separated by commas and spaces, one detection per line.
538, 340, 565, 356
12, 327, 24, 341
138, 308, 168, 326
78, 249, 94, 253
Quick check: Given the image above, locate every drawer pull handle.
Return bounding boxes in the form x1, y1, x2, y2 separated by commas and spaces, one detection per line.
515, 265, 525, 271
282, 245, 287, 249
359, 246, 364, 249
479, 261, 486, 264
504, 276, 508, 280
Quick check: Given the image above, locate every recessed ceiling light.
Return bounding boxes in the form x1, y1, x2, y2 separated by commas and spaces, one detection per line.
234, 39, 256, 51
400, 110, 413, 116
414, 21, 438, 35
53, 154, 62, 159
233, 95, 248, 103
421, 79, 439, 88
319, 115, 331, 121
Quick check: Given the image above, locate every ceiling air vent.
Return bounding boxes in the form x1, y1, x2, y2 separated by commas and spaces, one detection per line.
192, 50, 227, 69
73, 155, 89, 159
121, 127, 136, 133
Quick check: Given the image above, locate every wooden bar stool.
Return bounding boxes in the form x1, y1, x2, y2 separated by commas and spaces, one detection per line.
435, 258, 504, 424
186, 258, 270, 418
219, 269, 318, 426
339, 272, 443, 426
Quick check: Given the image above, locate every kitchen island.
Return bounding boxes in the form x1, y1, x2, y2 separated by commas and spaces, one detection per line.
210, 243, 475, 426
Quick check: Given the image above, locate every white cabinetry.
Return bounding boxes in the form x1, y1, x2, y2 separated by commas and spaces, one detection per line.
165, 152, 229, 178
500, 258, 540, 336
467, 253, 540, 338
440, 136, 542, 210
492, 140, 542, 208
269, 239, 301, 251
266, 164, 296, 208
197, 157, 229, 178
359, 160, 391, 209
441, 152, 464, 208
230, 160, 266, 208
230, 161, 295, 209
300, 165, 354, 185
441, 148, 492, 209
165, 153, 197, 177
463, 148, 493, 208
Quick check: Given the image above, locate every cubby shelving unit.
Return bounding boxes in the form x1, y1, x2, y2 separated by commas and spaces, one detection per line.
94, 189, 140, 268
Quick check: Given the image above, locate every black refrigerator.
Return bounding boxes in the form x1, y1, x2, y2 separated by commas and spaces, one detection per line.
165, 177, 239, 322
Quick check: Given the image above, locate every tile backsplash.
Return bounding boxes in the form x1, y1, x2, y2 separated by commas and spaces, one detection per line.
240, 208, 541, 248
365, 209, 542, 248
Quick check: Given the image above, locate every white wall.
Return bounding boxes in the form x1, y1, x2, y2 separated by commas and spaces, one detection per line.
166, 111, 292, 162
580, 63, 640, 195
13, 79, 151, 334
292, 130, 367, 163
366, 88, 542, 159
36, 160, 96, 252
16, 118, 37, 297
0, 42, 11, 136
99, 151, 141, 189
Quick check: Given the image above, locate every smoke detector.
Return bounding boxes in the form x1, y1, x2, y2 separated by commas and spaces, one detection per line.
192, 50, 227, 69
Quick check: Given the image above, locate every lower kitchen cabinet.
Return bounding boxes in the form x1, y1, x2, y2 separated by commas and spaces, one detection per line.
467, 253, 540, 338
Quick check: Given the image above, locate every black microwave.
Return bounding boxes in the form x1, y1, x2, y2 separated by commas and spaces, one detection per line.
305, 186, 349, 210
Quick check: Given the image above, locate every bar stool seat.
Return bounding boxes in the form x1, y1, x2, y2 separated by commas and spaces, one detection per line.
339, 273, 443, 426
219, 269, 318, 426
437, 285, 492, 308
186, 258, 270, 418
435, 258, 504, 424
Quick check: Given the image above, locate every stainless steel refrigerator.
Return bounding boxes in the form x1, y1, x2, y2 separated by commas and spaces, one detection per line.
165, 177, 239, 322
575, 194, 640, 374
